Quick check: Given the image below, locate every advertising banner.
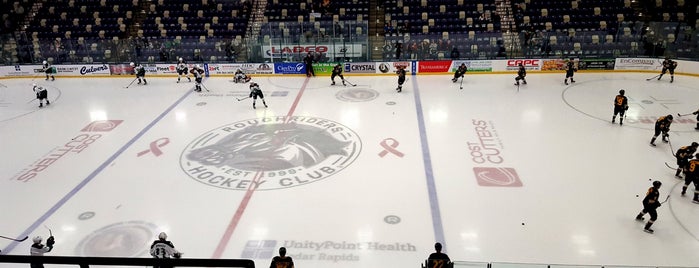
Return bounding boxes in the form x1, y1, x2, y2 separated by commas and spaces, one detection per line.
675, 60, 699, 75
418, 60, 452, 73
497, 59, 542, 71
614, 58, 663, 71
578, 59, 615, 70
109, 63, 134, 75
312, 62, 339, 75
262, 44, 363, 58
54, 64, 111, 76
376, 62, 412, 74
274, 62, 306, 74
343, 62, 376, 73
209, 63, 259, 75
451, 60, 493, 72
0, 65, 43, 77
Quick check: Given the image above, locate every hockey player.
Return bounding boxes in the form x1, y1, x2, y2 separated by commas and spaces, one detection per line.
234, 69, 251, 83
32, 83, 50, 108
452, 63, 467, 83
396, 66, 406, 92
30, 235, 55, 268
636, 180, 662, 233
303, 53, 315, 77
694, 108, 699, 130
675, 142, 699, 178
249, 82, 267, 109
190, 65, 204, 92
681, 154, 699, 203
612, 89, 628, 125
658, 57, 677, 83
130, 62, 147, 85
650, 114, 673, 146
563, 58, 576, 85
269, 247, 294, 268
331, 63, 345, 86
150, 232, 181, 268
176, 58, 191, 83
42, 60, 55, 81
514, 63, 527, 85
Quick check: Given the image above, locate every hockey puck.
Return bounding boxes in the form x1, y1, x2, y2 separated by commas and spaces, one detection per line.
521, 223, 525, 225
636, 195, 639, 197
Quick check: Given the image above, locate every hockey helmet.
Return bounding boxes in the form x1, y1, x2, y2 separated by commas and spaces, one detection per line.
619, 89, 625, 95
178, 57, 183, 62
279, 247, 286, 256
195, 64, 201, 69
518, 63, 523, 67
42, 60, 47, 65
667, 114, 674, 120
250, 82, 258, 87
32, 83, 37, 87
130, 62, 135, 67
33, 236, 42, 243
158, 232, 167, 240
692, 142, 699, 147
652, 180, 662, 188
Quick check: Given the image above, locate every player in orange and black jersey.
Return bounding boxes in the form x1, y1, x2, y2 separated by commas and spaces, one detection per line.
331, 63, 345, 86
612, 89, 628, 125
563, 58, 576, 85
675, 142, 698, 178
636, 180, 662, 233
658, 57, 677, 83
426, 242, 451, 268
514, 63, 527, 85
396, 66, 406, 92
269, 247, 294, 268
681, 154, 699, 203
650, 114, 673, 146
452, 63, 467, 83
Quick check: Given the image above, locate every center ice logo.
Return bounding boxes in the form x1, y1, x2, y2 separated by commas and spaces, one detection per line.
180, 116, 361, 190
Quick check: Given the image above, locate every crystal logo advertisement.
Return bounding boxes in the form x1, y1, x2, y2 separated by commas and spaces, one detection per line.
180, 116, 362, 190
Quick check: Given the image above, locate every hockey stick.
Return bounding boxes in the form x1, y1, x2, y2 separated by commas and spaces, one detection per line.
0, 235, 28, 242
200, 83, 210, 92
660, 195, 670, 204
646, 74, 661, 81
236, 96, 250, 101
343, 78, 357, 87
667, 137, 676, 157
459, 76, 464, 90
677, 113, 693, 117
124, 78, 138, 88
44, 225, 52, 236
665, 162, 678, 170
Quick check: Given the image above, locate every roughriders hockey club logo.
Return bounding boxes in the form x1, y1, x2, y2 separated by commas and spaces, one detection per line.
180, 116, 361, 190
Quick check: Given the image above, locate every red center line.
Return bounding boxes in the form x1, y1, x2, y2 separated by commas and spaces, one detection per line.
211, 76, 311, 258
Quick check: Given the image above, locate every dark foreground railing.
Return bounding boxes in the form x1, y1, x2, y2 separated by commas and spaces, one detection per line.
0, 255, 255, 267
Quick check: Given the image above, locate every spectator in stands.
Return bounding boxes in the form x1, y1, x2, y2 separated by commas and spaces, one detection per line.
304, 53, 315, 77
426, 242, 450, 268
384, 23, 393, 35
450, 47, 460, 59
395, 41, 402, 60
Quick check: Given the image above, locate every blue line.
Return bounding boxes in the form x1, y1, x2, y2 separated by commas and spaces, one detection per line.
2, 87, 194, 254
411, 76, 447, 250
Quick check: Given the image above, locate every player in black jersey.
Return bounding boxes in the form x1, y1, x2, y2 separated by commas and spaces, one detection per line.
636, 180, 662, 233
563, 58, 576, 85
176, 58, 191, 83
681, 155, 699, 203
249, 82, 267, 109
514, 63, 527, 85
452, 63, 467, 83
42, 60, 55, 81
426, 242, 451, 268
612, 89, 628, 125
675, 142, 698, 178
150, 232, 181, 268
331, 64, 345, 86
658, 57, 677, 83
396, 66, 406, 92
650, 115, 673, 146
32, 83, 50, 108
269, 247, 294, 268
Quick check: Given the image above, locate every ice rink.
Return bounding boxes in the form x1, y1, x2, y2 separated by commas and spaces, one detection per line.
1, 71, 699, 268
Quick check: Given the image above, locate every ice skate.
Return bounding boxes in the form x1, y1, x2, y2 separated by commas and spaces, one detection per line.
643, 228, 654, 234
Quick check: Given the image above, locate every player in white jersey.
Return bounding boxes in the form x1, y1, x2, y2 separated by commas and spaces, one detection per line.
190, 65, 205, 92
32, 83, 50, 108
150, 232, 181, 268
42, 60, 55, 81
176, 58, 191, 83
30, 235, 55, 268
